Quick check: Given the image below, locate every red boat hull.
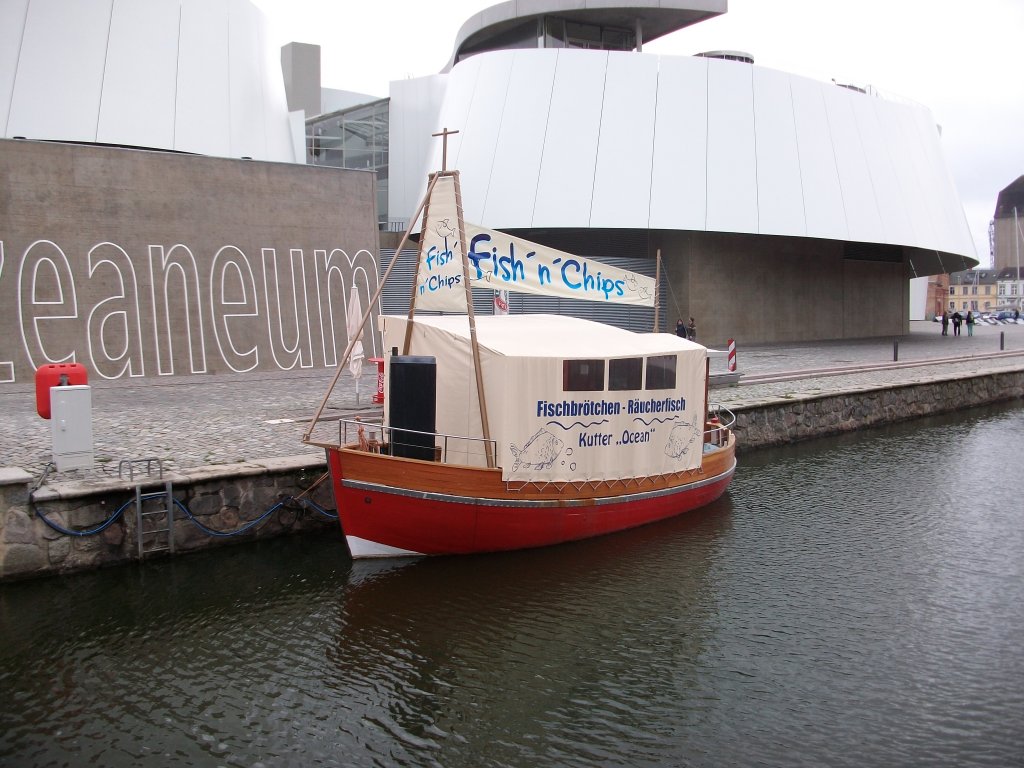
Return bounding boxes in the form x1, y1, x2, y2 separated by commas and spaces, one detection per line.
326, 445, 735, 557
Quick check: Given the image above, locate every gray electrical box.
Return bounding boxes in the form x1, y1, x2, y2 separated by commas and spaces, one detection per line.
50, 385, 94, 471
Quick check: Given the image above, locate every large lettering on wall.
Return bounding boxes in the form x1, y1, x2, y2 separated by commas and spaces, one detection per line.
0, 238, 380, 383
87, 242, 144, 379
18, 240, 80, 368
149, 244, 207, 376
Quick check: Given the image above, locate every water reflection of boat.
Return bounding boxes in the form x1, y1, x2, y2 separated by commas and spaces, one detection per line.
326, 498, 732, 761
337, 496, 732, 625
305, 149, 736, 559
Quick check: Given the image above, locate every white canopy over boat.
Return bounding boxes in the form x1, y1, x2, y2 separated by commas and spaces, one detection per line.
382, 314, 708, 483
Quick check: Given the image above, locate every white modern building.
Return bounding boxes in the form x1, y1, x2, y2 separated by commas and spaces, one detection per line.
379, 1, 977, 342
2, 0, 979, 343
0, 0, 299, 162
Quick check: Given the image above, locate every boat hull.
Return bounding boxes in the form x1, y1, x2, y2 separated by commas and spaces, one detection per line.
325, 436, 736, 558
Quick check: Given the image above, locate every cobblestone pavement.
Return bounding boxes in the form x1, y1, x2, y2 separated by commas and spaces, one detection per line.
4, 321, 1022, 481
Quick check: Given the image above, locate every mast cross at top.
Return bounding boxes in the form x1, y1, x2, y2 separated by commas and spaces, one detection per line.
432, 127, 459, 171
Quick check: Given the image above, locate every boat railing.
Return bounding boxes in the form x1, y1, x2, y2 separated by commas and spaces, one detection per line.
336, 416, 497, 465
705, 404, 736, 447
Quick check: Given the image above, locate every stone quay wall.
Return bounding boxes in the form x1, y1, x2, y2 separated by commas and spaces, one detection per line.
0, 458, 336, 582
2, 368, 1022, 583
730, 369, 1024, 451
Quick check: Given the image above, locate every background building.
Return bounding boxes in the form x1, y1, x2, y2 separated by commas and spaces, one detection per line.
991, 176, 1024, 273
996, 267, 1024, 311
3, 0, 979, 358
380, 1, 976, 345
0, 0, 378, 387
0, 0, 300, 161
947, 269, 999, 315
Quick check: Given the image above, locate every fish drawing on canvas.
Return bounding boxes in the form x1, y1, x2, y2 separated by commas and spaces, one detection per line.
509, 429, 564, 472
664, 417, 701, 459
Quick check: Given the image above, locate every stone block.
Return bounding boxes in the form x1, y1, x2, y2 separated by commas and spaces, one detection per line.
188, 492, 222, 517
220, 484, 241, 507
0, 468, 33, 487
47, 536, 71, 565
2, 509, 38, 545
2, 543, 46, 577
100, 523, 125, 547
0, 481, 31, 510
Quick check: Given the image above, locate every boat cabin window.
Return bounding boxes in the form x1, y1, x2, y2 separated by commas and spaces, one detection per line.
563, 359, 605, 391
608, 357, 642, 391
645, 355, 677, 390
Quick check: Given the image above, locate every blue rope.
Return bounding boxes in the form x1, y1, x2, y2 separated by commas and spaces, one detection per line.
33, 491, 337, 539
34, 500, 129, 537
291, 497, 337, 520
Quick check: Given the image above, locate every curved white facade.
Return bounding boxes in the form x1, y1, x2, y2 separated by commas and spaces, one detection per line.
0, 0, 295, 162
390, 48, 975, 271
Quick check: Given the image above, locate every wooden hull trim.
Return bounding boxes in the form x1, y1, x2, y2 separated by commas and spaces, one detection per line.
341, 460, 736, 508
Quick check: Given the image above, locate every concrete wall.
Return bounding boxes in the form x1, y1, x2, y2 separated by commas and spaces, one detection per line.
993, 214, 1023, 272
281, 42, 321, 116
0, 139, 382, 388
658, 231, 910, 346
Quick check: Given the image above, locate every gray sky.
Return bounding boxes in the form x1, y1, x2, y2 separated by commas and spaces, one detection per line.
254, 0, 1024, 267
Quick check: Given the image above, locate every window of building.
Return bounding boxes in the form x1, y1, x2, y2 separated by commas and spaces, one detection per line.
544, 17, 634, 51
949, 287, 955, 296
609, 358, 642, 391
563, 360, 604, 391
305, 98, 390, 227
645, 355, 677, 390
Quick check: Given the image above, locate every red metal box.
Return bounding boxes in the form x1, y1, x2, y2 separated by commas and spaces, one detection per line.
35, 363, 88, 419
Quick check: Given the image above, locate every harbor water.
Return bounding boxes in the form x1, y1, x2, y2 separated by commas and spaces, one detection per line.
1, 402, 1022, 767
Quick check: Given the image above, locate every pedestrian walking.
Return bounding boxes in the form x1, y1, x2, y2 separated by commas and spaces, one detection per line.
952, 311, 962, 337
941, 311, 949, 336
966, 310, 975, 336
687, 317, 696, 342
675, 318, 686, 338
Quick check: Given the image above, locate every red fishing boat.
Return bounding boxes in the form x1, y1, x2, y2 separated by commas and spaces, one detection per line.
304, 152, 736, 558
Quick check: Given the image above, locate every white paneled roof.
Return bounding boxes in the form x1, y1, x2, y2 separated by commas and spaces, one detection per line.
389, 48, 976, 264
1, 0, 295, 162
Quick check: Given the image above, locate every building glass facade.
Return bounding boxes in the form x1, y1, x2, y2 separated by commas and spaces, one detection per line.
307, 98, 389, 227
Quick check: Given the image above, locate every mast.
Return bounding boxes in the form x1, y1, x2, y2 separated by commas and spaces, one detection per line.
653, 249, 661, 332
402, 128, 495, 467
303, 176, 438, 442
452, 170, 495, 467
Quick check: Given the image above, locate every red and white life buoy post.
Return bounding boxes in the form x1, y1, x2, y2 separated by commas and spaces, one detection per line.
727, 339, 737, 372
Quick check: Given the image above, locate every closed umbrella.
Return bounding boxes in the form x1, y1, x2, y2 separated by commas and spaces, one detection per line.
346, 285, 365, 402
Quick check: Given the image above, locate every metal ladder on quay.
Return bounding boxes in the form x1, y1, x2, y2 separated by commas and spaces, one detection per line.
119, 457, 176, 559
134, 480, 176, 558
